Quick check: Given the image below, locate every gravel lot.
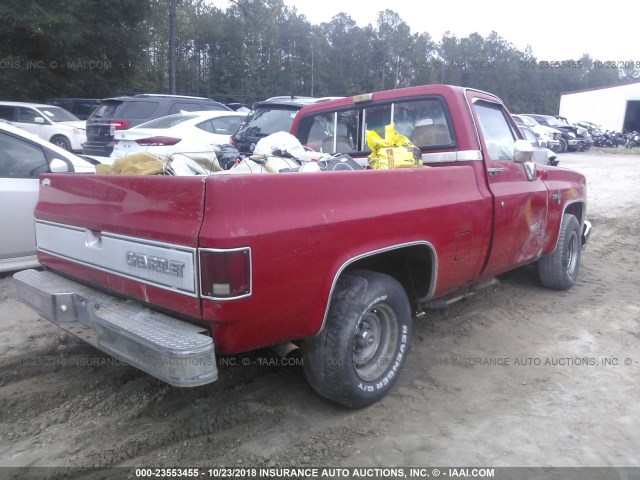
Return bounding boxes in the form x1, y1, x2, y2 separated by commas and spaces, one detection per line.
1, 151, 639, 475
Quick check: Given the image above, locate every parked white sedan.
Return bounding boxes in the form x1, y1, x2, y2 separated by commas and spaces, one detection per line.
110, 110, 246, 160
0, 122, 96, 272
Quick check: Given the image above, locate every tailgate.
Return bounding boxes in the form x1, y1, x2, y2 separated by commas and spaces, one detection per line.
34, 173, 207, 319
85, 122, 112, 141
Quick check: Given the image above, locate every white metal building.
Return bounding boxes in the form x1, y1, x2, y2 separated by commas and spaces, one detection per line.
559, 80, 640, 132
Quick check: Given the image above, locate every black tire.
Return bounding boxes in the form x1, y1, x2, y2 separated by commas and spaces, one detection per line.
550, 143, 562, 154
558, 137, 568, 153
538, 214, 581, 290
302, 270, 412, 408
51, 135, 72, 151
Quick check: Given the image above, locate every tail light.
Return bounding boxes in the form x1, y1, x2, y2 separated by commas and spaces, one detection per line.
135, 136, 182, 146
199, 248, 251, 300
111, 121, 132, 130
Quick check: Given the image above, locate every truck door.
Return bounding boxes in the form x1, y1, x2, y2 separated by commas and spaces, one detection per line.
468, 95, 548, 276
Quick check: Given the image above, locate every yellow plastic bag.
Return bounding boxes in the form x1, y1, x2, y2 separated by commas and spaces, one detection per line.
366, 123, 423, 169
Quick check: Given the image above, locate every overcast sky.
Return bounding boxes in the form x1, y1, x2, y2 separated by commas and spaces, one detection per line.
211, 0, 636, 63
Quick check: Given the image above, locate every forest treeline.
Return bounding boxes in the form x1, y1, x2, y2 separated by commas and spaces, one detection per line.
1, 0, 637, 114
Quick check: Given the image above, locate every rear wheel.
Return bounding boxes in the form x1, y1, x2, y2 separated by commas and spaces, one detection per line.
51, 135, 72, 151
303, 270, 412, 408
538, 214, 581, 290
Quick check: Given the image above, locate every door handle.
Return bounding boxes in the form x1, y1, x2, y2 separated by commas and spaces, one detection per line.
487, 167, 506, 176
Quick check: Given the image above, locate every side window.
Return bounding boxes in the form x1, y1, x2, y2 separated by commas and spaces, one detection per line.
521, 127, 538, 145
196, 120, 215, 134
210, 116, 243, 135
0, 106, 15, 121
17, 107, 43, 124
203, 103, 226, 111
0, 131, 49, 178
474, 101, 517, 161
170, 102, 204, 114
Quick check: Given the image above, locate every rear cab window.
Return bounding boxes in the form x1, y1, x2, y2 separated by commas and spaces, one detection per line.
294, 96, 455, 156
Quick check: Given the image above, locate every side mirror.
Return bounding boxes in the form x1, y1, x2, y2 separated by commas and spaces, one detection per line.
514, 139, 534, 164
49, 158, 70, 172
34, 117, 45, 124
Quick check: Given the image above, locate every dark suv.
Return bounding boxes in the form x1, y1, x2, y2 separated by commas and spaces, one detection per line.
46, 98, 100, 120
231, 96, 341, 154
82, 94, 230, 156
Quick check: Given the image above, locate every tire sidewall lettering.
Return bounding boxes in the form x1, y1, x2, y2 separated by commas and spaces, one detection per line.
361, 294, 388, 316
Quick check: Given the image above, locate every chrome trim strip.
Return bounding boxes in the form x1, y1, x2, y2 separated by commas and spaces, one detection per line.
316, 241, 438, 334
422, 150, 483, 163
35, 220, 198, 297
198, 246, 253, 301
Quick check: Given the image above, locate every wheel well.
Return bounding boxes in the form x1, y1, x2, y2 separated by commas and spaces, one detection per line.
344, 244, 435, 306
564, 202, 584, 225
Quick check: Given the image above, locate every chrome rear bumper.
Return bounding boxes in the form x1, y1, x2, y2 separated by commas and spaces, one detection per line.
13, 269, 217, 387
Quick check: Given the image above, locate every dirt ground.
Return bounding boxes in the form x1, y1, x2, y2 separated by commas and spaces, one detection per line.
1, 151, 639, 474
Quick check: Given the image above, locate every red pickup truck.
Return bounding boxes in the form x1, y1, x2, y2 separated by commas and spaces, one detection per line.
13, 85, 591, 408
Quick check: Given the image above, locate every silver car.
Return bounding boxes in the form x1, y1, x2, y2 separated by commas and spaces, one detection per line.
0, 122, 95, 272
518, 124, 559, 166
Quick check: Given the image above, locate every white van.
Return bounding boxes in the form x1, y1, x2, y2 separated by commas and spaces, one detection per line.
0, 101, 87, 152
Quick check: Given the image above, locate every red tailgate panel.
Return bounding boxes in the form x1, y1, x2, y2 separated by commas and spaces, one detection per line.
35, 174, 208, 320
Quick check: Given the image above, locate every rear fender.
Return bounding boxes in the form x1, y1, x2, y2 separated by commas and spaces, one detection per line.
316, 241, 438, 334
